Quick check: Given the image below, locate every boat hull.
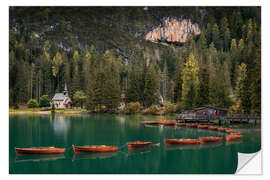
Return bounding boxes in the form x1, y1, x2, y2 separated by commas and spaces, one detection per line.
208, 126, 218, 131
197, 124, 209, 129
226, 134, 242, 141
141, 121, 160, 125
199, 137, 223, 143
165, 139, 200, 145
158, 120, 176, 126
225, 129, 238, 134
15, 147, 65, 155
217, 127, 226, 132
73, 145, 118, 154
128, 141, 152, 149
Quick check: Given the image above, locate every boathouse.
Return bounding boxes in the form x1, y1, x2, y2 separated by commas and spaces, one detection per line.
176, 106, 228, 122
194, 106, 228, 120
51, 84, 72, 109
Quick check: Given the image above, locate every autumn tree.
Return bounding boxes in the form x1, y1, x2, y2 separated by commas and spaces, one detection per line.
181, 53, 199, 109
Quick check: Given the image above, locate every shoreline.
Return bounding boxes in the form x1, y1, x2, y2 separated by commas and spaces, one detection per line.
9, 109, 84, 115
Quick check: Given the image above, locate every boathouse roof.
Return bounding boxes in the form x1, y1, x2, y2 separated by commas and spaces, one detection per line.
194, 106, 228, 111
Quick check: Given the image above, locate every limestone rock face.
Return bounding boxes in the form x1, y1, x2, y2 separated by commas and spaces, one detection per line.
145, 17, 200, 45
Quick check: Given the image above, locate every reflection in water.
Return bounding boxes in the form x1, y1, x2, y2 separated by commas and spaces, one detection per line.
15, 154, 66, 163
50, 115, 70, 145
72, 152, 118, 161
226, 140, 242, 146
165, 142, 223, 151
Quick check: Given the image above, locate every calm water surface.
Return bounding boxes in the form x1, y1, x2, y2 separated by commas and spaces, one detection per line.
9, 114, 261, 174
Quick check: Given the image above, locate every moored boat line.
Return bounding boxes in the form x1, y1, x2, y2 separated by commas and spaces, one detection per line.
15, 123, 243, 156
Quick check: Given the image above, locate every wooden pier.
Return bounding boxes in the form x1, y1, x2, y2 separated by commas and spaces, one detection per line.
175, 114, 261, 125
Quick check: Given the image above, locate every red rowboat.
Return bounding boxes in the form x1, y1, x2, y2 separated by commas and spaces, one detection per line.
225, 129, 238, 134
197, 124, 209, 129
15, 147, 65, 155
72, 145, 118, 154
208, 126, 218, 130
226, 134, 242, 141
158, 120, 176, 126
165, 139, 200, 145
199, 137, 223, 143
128, 141, 152, 149
141, 121, 160, 125
176, 123, 186, 126
217, 127, 226, 132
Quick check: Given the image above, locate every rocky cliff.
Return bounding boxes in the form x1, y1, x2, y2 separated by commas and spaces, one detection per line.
145, 17, 200, 45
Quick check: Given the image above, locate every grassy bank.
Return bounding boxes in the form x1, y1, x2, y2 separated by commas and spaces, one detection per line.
9, 108, 83, 115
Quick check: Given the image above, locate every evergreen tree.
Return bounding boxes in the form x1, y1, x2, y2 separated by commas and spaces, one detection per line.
198, 29, 208, 51
39, 95, 50, 107
103, 51, 121, 110
235, 63, 250, 113
249, 49, 261, 114
144, 60, 160, 107
212, 23, 221, 49
73, 90, 86, 108
52, 52, 63, 91
173, 52, 184, 103
230, 11, 243, 39
220, 17, 230, 51
197, 66, 209, 106
224, 28, 231, 51
71, 50, 80, 96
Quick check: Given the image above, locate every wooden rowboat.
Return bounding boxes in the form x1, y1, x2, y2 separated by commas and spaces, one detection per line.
165, 139, 201, 145
225, 129, 238, 134
208, 126, 218, 131
141, 121, 160, 125
72, 145, 118, 154
176, 123, 186, 126
128, 141, 152, 149
197, 124, 209, 129
226, 134, 242, 141
158, 120, 176, 126
217, 127, 226, 132
15, 147, 65, 155
199, 137, 223, 143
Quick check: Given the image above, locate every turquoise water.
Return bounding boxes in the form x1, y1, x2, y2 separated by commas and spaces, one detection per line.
9, 114, 261, 174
